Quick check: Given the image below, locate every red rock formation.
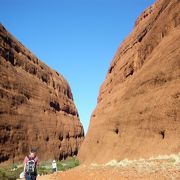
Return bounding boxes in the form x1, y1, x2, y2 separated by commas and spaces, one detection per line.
78, 0, 180, 164
0, 24, 84, 163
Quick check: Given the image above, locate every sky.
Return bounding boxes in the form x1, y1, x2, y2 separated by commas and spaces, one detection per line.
0, 0, 155, 134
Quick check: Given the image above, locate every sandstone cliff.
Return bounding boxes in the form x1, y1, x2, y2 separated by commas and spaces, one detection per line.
78, 0, 180, 164
0, 24, 84, 163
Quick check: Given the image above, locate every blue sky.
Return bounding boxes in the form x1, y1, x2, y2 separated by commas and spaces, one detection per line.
1, 0, 155, 134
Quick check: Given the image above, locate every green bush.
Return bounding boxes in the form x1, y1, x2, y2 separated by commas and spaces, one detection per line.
0, 166, 23, 180
0, 157, 80, 179
63, 157, 80, 169
11, 163, 18, 170
37, 166, 51, 175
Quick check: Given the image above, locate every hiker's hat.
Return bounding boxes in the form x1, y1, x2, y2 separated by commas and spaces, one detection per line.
31, 147, 37, 153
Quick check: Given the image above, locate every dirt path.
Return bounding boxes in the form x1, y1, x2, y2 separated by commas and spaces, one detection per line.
37, 166, 180, 180
37, 155, 180, 180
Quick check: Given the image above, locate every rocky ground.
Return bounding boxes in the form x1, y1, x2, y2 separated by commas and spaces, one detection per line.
36, 154, 180, 180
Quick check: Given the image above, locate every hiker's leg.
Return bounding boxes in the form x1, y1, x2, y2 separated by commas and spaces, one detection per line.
31, 175, 37, 180
25, 174, 31, 180
52, 168, 55, 173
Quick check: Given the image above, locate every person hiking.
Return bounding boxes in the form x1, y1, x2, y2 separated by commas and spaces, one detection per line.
52, 160, 57, 173
23, 148, 39, 180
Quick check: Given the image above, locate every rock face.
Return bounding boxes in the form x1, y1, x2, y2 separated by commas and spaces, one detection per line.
78, 0, 180, 164
0, 24, 84, 163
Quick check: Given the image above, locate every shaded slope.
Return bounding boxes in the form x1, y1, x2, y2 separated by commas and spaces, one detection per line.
0, 24, 84, 163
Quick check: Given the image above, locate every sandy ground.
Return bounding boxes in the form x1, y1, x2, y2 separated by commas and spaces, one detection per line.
36, 154, 180, 180
36, 167, 179, 180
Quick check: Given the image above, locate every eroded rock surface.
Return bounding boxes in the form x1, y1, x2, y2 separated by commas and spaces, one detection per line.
78, 0, 180, 164
0, 24, 84, 163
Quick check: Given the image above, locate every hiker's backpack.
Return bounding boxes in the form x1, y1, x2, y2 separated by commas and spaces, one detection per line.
26, 157, 36, 174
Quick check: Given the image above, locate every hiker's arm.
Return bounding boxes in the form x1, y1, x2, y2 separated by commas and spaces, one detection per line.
36, 157, 40, 167
23, 156, 27, 173
23, 163, 26, 173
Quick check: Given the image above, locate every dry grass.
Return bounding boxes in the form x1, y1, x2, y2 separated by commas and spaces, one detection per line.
104, 153, 180, 168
